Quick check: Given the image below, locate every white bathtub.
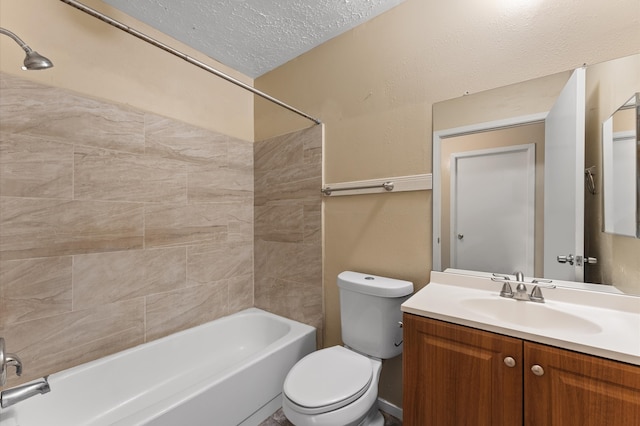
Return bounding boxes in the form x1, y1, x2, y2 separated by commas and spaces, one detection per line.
0, 308, 316, 426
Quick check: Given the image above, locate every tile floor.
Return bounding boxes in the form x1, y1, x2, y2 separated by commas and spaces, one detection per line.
259, 407, 402, 426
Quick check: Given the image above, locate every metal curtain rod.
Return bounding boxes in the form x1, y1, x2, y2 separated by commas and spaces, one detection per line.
58, 0, 321, 125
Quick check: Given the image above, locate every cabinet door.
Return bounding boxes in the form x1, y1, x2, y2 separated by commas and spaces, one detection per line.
524, 342, 640, 426
403, 314, 523, 426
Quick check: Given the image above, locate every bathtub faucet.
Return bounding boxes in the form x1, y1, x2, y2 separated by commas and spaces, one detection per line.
1, 376, 51, 408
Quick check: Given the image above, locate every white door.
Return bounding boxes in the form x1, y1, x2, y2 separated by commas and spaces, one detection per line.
451, 144, 536, 276
543, 68, 586, 281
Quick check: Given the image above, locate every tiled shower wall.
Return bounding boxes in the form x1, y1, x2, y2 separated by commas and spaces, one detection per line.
0, 72, 255, 387
254, 126, 323, 346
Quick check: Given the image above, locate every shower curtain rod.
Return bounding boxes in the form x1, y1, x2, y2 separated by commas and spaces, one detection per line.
58, 0, 321, 125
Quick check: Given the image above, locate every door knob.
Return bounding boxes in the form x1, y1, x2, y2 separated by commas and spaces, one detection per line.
504, 357, 516, 368
457, 234, 464, 240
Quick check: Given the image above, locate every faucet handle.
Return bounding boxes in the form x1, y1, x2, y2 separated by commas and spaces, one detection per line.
491, 273, 511, 282
1, 338, 23, 387
5, 354, 22, 377
529, 282, 556, 303
491, 274, 515, 298
499, 282, 514, 298
531, 279, 556, 289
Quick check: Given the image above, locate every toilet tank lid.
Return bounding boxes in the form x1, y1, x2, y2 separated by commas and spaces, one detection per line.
337, 271, 414, 297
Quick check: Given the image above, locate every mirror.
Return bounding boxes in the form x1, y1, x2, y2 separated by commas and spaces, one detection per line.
432, 54, 640, 296
602, 93, 639, 237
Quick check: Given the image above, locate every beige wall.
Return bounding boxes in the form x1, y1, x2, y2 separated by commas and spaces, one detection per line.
585, 54, 640, 294
0, 0, 253, 141
255, 0, 640, 407
0, 72, 255, 388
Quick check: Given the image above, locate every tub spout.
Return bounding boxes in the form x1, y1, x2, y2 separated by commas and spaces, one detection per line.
1, 376, 50, 408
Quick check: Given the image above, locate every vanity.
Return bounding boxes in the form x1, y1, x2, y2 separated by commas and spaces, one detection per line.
401, 271, 640, 425
405, 53, 640, 425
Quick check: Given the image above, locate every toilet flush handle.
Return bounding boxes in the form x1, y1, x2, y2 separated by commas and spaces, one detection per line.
395, 321, 404, 347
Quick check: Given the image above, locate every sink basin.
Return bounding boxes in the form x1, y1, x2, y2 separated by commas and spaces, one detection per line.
459, 297, 603, 334
401, 270, 640, 365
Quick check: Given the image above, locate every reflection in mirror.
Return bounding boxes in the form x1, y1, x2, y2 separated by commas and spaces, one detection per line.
433, 71, 582, 283
440, 124, 542, 277
433, 54, 640, 296
602, 93, 639, 237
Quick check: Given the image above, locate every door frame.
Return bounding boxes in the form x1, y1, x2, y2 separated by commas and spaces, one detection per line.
433, 112, 548, 271
450, 143, 536, 275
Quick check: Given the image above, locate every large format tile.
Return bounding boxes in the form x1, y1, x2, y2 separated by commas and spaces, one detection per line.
228, 138, 254, 170
228, 274, 254, 313
254, 131, 304, 173
0, 73, 145, 153
226, 200, 254, 242
255, 204, 304, 243
187, 241, 253, 285
73, 248, 187, 309
255, 240, 322, 285
0, 257, 73, 326
74, 146, 187, 203
301, 125, 323, 168
0, 197, 144, 260
144, 113, 228, 165
188, 164, 253, 203
0, 133, 74, 199
144, 203, 228, 248
303, 202, 322, 243
254, 167, 320, 206
0, 299, 145, 387
145, 282, 228, 341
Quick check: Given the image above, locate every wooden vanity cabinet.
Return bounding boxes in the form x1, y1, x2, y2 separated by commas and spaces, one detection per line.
525, 341, 640, 426
403, 313, 640, 426
403, 314, 523, 426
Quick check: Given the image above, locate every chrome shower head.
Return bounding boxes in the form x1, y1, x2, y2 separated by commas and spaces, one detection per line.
0, 27, 54, 70
22, 50, 54, 70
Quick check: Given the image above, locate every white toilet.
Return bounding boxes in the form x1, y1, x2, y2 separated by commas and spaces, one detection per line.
282, 271, 414, 426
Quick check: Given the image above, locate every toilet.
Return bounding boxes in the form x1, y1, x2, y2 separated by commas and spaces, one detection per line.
282, 271, 414, 426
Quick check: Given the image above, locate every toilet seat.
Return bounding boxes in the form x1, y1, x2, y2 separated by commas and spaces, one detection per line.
283, 346, 373, 415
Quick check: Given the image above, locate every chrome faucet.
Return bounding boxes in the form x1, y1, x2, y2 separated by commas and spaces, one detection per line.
1, 376, 50, 408
1, 337, 23, 387
491, 273, 556, 303
0, 337, 50, 408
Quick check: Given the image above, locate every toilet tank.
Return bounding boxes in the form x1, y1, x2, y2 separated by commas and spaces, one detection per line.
338, 271, 414, 359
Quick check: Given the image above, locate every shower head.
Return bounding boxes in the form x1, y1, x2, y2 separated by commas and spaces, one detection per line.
0, 27, 53, 70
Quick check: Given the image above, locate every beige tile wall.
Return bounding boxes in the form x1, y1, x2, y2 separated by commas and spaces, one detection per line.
254, 126, 323, 346
0, 72, 255, 387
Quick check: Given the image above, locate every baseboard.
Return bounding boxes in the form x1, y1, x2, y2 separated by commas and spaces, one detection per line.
377, 397, 403, 421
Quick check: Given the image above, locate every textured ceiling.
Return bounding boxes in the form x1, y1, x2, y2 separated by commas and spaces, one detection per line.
101, 0, 405, 78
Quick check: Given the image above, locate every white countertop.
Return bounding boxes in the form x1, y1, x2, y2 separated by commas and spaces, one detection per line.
402, 270, 640, 366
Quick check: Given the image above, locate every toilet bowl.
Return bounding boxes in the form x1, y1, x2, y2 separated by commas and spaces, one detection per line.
281, 271, 413, 426
282, 346, 383, 426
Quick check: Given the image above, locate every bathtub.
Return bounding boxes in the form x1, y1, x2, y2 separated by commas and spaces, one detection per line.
0, 308, 316, 426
